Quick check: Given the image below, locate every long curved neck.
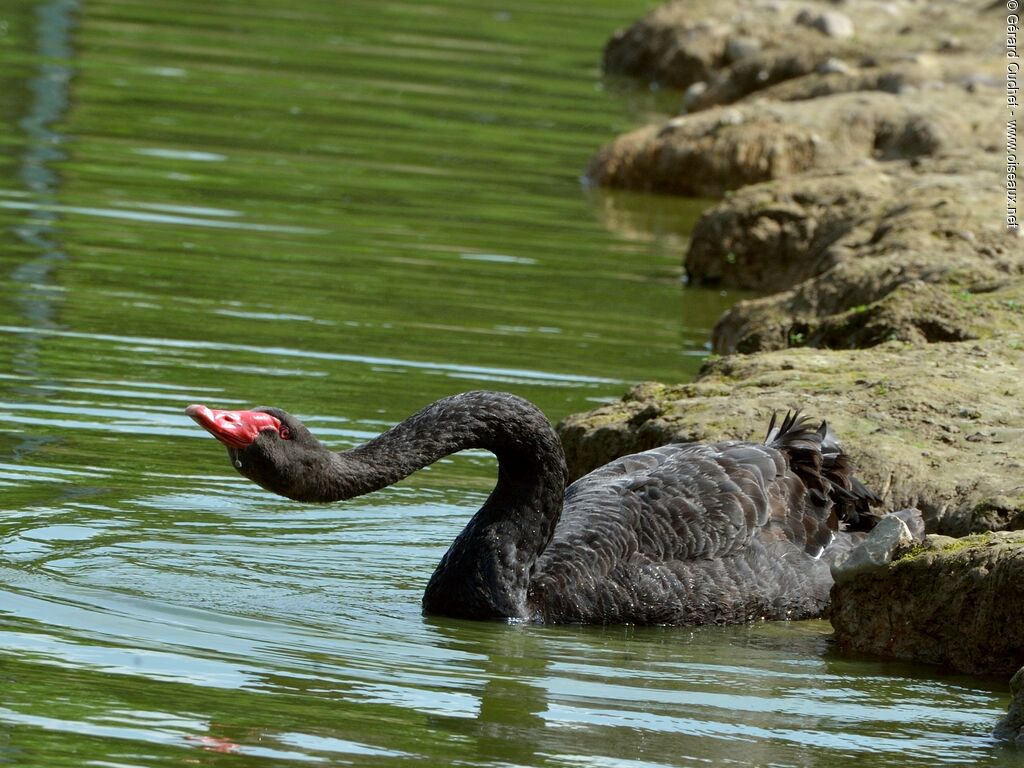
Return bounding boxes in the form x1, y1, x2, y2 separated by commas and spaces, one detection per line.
321, 392, 568, 620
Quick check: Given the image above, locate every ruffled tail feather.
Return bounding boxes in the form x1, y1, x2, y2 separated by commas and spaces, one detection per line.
765, 411, 881, 532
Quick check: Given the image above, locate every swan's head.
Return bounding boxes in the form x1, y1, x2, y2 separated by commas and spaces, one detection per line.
185, 404, 331, 501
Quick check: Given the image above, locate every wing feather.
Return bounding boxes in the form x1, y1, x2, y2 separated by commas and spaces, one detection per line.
530, 437, 844, 623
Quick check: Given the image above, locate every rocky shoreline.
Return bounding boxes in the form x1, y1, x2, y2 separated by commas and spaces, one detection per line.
564, 0, 1023, 739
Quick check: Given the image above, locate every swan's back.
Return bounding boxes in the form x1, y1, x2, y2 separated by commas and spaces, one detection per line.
528, 415, 868, 624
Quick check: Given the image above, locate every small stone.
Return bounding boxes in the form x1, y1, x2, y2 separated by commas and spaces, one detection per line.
725, 36, 762, 63
816, 10, 855, 38
682, 81, 708, 112
716, 109, 744, 128
830, 515, 914, 585
817, 57, 852, 75
796, 9, 855, 39
963, 73, 1000, 92
938, 36, 962, 52
923, 534, 958, 551
657, 116, 687, 138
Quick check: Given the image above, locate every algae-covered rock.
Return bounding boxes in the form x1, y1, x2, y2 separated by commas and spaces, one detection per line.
604, 0, 892, 95
603, 5, 729, 90
684, 160, 1014, 290
556, 340, 1024, 536
829, 532, 1024, 674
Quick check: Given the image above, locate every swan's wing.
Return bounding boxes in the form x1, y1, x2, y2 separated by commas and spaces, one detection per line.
538, 440, 834, 578
529, 441, 838, 623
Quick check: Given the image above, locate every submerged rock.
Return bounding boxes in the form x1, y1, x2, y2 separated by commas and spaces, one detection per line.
829, 532, 1024, 674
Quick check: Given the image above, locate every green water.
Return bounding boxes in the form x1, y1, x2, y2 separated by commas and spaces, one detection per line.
0, 1, 1019, 766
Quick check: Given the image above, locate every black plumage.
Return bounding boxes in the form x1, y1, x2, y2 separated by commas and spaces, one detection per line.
187, 391, 886, 624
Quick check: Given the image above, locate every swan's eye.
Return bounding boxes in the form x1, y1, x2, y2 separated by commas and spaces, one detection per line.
279, 426, 292, 440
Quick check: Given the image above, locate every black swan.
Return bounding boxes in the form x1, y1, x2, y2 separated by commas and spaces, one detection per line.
186, 391, 892, 625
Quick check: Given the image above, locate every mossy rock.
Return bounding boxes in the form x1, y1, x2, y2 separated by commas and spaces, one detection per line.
829, 532, 1024, 674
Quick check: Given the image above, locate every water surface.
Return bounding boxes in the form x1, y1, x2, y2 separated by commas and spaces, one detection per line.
0, 1, 1019, 766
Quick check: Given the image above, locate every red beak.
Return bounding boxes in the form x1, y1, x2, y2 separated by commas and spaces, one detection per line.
186, 405, 281, 449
